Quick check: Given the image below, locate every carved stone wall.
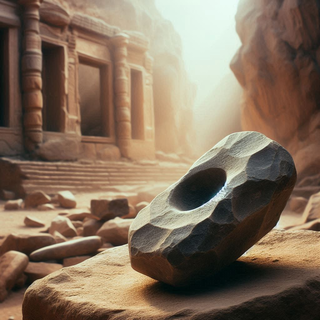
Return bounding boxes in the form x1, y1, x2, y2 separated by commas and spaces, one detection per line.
0, 0, 156, 161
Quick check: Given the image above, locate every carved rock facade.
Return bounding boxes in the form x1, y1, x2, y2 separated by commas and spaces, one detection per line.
0, 0, 156, 160
129, 131, 296, 286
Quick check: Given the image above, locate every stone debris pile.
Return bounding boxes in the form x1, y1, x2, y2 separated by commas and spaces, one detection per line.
0, 190, 150, 302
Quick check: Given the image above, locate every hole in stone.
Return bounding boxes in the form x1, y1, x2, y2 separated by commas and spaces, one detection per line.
169, 168, 226, 211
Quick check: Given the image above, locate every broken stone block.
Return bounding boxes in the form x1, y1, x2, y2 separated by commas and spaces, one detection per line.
25, 262, 63, 283
22, 231, 320, 320
24, 191, 51, 209
29, 236, 102, 261
53, 231, 67, 244
67, 210, 98, 221
57, 191, 77, 209
83, 219, 104, 237
63, 256, 91, 267
0, 233, 56, 256
37, 204, 55, 211
24, 216, 45, 228
129, 131, 297, 286
91, 199, 129, 221
4, 199, 23, 210
97, 218, 133, 246
122, 204, 137, 219
49, 216, 77, 238
0, 251, 29, 302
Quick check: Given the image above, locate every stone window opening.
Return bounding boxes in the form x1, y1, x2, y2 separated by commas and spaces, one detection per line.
78, 59, 110, 138
0, 27, 9, 127
130, 68, 144, 140
42, 42, 64, 132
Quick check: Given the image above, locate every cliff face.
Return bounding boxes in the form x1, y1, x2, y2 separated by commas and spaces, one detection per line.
231, 0, 320, 180
53, 0, 196, 156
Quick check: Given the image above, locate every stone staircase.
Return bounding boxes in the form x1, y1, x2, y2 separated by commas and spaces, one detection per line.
0, 158, 190, 197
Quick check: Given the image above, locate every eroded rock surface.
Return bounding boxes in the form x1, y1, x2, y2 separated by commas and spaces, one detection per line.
22, 230, 320, 320
231, 0, 320, 181
129, 131, 296, 286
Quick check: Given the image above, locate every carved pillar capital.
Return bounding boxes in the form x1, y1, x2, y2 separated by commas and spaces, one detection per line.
112, 33, 131, 158
19, 0, 43, 152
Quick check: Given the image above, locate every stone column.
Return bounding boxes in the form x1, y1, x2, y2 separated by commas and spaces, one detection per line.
19, 0, 43, 152
111, 33, 131, 158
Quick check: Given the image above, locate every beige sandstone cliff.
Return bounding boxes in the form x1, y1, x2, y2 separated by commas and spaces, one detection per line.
231, 0, 320, 181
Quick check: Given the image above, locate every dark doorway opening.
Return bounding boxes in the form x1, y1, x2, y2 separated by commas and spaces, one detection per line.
0, 28, 9, 127
78, 61, 109, 137
42, 42, 64, 132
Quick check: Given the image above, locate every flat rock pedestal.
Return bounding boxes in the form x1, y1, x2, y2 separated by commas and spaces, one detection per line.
23, 230, 320, 320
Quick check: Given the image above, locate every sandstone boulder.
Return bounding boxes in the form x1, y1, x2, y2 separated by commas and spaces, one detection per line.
24, 191, 51, 209
30, 236, 102, 261
58, 191, 77, 209
0, 233, 56, 256
97, 218, 133, 246
4, 199, 23, 210
122, 204, 137, 219
24, 216, 45, 228
25, 262, 63, 283
22, 230, 320, 320
129, 131, 296, 286
67, 210, 98, 221
49, 216, 77, 238
53, 231, 67, 244
83, 219, 104, 237
91, 199, 129, 221
290, 219, 320, 232
0, 251, 29, 302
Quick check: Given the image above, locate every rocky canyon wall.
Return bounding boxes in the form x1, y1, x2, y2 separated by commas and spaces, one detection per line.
231, 0, 320, 180
54, 0, 196, 156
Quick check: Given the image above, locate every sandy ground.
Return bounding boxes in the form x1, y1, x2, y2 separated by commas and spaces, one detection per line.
0, 194, 302, 320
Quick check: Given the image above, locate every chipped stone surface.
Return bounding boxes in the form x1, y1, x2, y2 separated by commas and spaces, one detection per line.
24, 191, 51, 209
58, 191, 77, 209
0, 233, 56, 256
129, 131, 297, 286
0, 251, 29, 302
29, 236, 102, 261
97, 218, 133, 245
91, 199, 129, 221
24, 216, 45, 228
22, 230, 320, 320
49, 216, 77, 238
4, 199, 23, 210
25, 262, 63, 283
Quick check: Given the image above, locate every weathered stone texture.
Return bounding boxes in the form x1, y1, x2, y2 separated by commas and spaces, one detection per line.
22, 230, 320, 320
129, 131, 296, 286
231, 0, 320, 181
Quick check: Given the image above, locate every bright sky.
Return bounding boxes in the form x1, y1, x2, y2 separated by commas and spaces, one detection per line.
154, 0, 241, 108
